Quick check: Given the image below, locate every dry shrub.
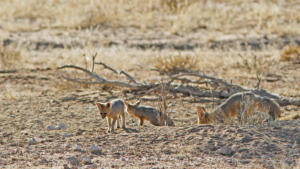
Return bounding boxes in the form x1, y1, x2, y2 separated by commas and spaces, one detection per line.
280, 45, 300, 62
0, 47, 22, 69
153, 54, 197, 74
161, 0, 197, 12
235, 53, 278, 73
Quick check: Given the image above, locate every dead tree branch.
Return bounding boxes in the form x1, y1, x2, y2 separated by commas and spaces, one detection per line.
57, 65, 145, 89
170, 72, 245, 91
168, 72, 300, 106
120, 70, 137, 84
95, 62, 119, 74
96, 62, 137, 83
58, 63, 300, 107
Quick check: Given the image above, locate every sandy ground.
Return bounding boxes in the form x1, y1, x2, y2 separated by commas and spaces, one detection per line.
1, 25, 300, 169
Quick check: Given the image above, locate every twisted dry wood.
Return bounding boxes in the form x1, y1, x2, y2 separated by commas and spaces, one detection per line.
57, 65, 147, 89
58, 64, 300, 107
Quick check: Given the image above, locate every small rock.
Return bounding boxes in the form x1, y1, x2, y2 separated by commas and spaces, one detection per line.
63, 133, 73, 138
82, 157, 92, 165
63, 164, 71, 169
9, 143, 17, 146
74, 144, 83, 152
47, 125, 57, 130
65, 144, 72, 149
177, 156, 184, 160
218, 146, 234, 156
56, 123, 67, 130
47, 123, 67, 130
263, 154, 272, 159
240, 160, 251, 164
89, 145, 102, 155
240, 151, 251, 159
76, 129, 84, 135
50, 99, 58, 104
28, 138, 38, 145
66, 156, 80, 166
240, 135, 253, 143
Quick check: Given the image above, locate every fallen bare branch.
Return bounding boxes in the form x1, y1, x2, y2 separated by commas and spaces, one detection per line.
171, 85, 229, 98
170, 72, 245, 91
95, 62, 119, 74
57, 65, 106, 82
58, 64, 300, 107
57, 64, 144, 89
120, 70, 137, 84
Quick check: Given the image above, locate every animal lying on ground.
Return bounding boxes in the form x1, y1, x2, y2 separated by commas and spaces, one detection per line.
197, 92, 282, 124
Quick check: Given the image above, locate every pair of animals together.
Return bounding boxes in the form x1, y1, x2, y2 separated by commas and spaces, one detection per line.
96, 92, 282, 132
96, 99, 175, 132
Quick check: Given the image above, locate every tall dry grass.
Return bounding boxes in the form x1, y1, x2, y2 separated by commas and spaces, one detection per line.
0, 0, 300, 35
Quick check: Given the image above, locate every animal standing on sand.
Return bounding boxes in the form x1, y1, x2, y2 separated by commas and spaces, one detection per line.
197, 92, 282, 124
125, 101, 175, 126
95, 99, 126, 132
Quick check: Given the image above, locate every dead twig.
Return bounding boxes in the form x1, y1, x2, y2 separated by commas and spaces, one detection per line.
120, 70, 137, 84
170, 72, 245, 91
91, 52, 97, 73
57, 65, 106, 82
57, 64, 143, 89
95, 62, 119, 74
96, 61, 137, 83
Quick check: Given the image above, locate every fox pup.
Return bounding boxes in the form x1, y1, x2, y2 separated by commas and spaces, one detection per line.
95, 99, 126, 132
125, 101, 175, 126
197, 92, 282, 124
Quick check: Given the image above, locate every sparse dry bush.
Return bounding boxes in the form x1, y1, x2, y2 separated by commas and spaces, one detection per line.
235, 53, 278, 73
0, 47, 22, 69
161, 0, 197, 12
153, 54, 197, 74
280, 45, 300, 62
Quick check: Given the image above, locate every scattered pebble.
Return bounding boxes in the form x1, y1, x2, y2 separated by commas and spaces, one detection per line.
9, 143, 17, 146
56, 123, 67, 130
177, 156, 184, 160
82, 157, 92, 165
50, 99, 59, 104
63, 133, 73, 138
66, 156, 80, 166
28, 138, 38, 145
47, 123, 67, 130
74, 144, 83, 152
218, 146, 234, 156
47, 126, 57, 130
89, 145, 102, 155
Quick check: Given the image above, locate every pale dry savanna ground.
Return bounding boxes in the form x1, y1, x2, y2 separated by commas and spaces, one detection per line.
0, 0, 300, 168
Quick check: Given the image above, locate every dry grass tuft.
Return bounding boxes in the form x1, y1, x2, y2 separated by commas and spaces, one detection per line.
0, 47, 22, 69
153, 54, 197, 74
1, 0, 300, 35
280, 45, 300, 62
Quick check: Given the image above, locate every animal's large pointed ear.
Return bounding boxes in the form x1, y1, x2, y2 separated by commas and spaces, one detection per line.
124, 101, 128, 106
134, 101, 141, 107
197, 106, 205, 117
106, 102, 110, 108
95, 102, 102, 110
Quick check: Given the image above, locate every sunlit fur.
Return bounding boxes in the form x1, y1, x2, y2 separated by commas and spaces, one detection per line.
125, 101, 174, 126
95, 99, 126, 132
197, 92, 282, 124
